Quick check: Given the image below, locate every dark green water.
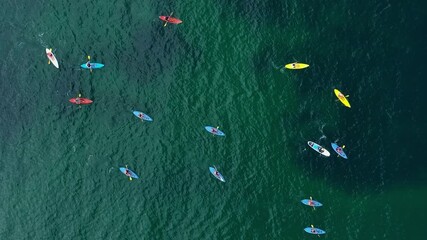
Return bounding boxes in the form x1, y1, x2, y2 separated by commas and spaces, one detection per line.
1, 0, 426, 239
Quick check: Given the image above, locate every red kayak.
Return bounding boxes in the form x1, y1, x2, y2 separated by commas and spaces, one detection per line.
159, 16, 182, 24
69, 98, 93, 105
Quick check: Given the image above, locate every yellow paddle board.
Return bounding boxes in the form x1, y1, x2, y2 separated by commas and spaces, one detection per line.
334, 89, 351, 108
284, 62, 309, 70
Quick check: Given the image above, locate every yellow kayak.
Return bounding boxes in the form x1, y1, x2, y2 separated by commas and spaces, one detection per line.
284, 62, 309, 70
334, 89, 351, 108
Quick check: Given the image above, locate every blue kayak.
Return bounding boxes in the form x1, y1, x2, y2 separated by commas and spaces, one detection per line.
304, 227, 326, 235
209, 167, 225, 182
80, 63, 105, 69
331, 143, 348, 159
119, 167, 139, 179
301, 199, 323, 207
205, 126, 225, 136
133, 111, 153, 121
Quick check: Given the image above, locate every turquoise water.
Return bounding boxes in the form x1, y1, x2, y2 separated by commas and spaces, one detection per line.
1, 0, 427, 239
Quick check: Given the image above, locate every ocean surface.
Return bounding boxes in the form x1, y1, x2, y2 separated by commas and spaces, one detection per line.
1, 0, 427, 239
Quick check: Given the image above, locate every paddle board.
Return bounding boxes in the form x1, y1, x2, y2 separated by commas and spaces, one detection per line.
301, 199, 323, 207
209, 167, 225, 182
307, 141, 330, 157
80, 62, 105, 69
132, 111, 153, 121
119, 167, 139, 179
46, 48, 59, 68
334, 89, 351, 108
69, 98, 93, 105
204, 126, 225, 136
331, 143, 348, 159
304, 227, 326, 235
284, 62, 309, 69
159, 16, 182, 24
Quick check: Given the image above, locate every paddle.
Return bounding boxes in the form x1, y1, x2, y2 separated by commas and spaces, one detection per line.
87, 55, 92, 73
77, 93, 82, 109
48, 48, 52, 64
126, 165, 133, 181
310, 196, 316, 211
164, 12, 173, 27
311, 224, 320, 238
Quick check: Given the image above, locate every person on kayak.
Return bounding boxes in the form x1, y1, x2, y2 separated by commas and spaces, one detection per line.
211, 128, 217, 133
86, 61, 91, 68
215, 171, 220, 177
47, 52, 53, 58
308, 199, 314, 206
75, 98, 81, 104
165, 16, 170, 21
139, 113, 144, 119
125, 169, 131, 176
292, 63, 296, 68
311, 228, 317, 234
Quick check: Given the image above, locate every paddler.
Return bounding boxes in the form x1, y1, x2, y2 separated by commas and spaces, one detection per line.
86, 61, 92, 69
139, 113, 144, 119
125, 166, 131, 176
75, 98, 81, 104
310, 226, 317, 234
212, 126, 220, 134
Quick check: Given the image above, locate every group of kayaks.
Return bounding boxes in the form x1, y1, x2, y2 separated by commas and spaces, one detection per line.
301, 197, 326, 235
118, 126, 226, 182
46, 14, 348, 235
285, 62, 351, 108
45, 13, 182, 106
285, 62, 352, 235
307, 141, 348, 159
204, 126, 226, 181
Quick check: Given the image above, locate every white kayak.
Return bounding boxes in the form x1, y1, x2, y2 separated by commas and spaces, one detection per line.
46, 48, 59, 68
307, 141, 331, 157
